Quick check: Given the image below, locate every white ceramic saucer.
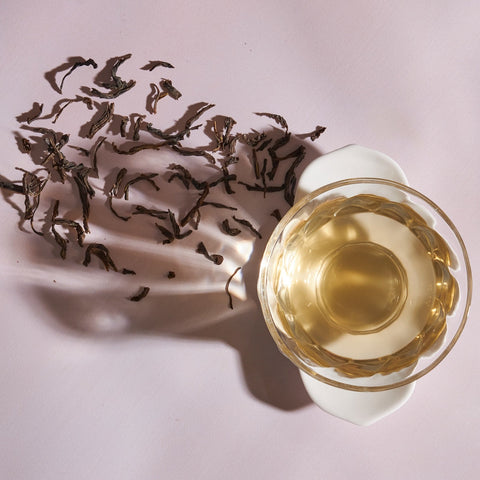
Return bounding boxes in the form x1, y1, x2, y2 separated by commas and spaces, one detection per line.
295, 144, 415, 426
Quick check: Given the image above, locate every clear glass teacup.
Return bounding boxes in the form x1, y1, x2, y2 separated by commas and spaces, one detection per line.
258, 177, 472, 403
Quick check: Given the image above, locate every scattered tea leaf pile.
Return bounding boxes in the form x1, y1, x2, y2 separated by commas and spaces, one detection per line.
1, 54, 325, 307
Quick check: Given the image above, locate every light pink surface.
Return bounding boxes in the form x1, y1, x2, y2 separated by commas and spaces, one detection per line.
1, 1, 479, 479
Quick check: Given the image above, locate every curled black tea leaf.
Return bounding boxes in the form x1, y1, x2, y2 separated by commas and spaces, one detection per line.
241, 130, 267, 148
141, 61, 175, 71
184, 103, 215, 132
17, 167, 49, 234
212, 116, 238, 154
232, 215, 262, 239
119, 116, 129, 137
267, 132, 292, 180
283, 146, 306, 206
52, 96, 93, 124
122, 268, 136, 275
129, 286, 150, 302
150, 83, 168, 114
59, 58, 97, 92
50, 199, 85, 259
72, 165, 95, 232
155, 210, 192, 243
167, 163, 206, 190
255, 112, 289, 133
168, 209, 193, 239
307, 125, 326, 141
111, 141, 168, 155
90, 135, 106, 175
132, 205, 169, 220
271, 209, 282, 221
87, 102, 115, 139
91, 54, 135, 99
50, 200, 68, 259
132, 114, 146, 141
202, 201, 237, 211
180, 186, 209, 227
160, 78, 182, 99
83, 243, 118, 271
171, 145, 215, 164
155, 222, 174, 244
196, 241, 224, 265
221, 219, 241, 236
107, 167, 130, 221
225, 266, 241, 309
123, 173, 160, 200
21, 138, 32, 153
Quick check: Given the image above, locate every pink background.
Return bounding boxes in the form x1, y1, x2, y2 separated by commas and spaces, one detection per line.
1, 1, 479, 479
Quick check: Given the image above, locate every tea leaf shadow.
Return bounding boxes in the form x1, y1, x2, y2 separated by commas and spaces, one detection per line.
14, 125, 323, 411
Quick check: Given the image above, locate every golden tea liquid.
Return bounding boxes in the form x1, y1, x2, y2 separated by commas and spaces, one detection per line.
272, 194, 458, 378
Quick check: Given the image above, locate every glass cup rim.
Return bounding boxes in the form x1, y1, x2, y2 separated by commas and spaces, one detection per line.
257, 177, 473, 392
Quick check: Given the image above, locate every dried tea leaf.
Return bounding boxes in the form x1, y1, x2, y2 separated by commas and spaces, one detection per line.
155, 222, 175, 244
196, 241, 224, 265
202, 201, 237, 211
283, 146, 306, 206
89, 135, 106, 175
59, 58, 97, 92
120, 115, 129, 137
241, 130, 267, 147
150, 83, 168, 114
111, 141, 168, 155
132, 205, 169, 219
107, 167, 130, 221
132, 114, 146, 141
155, 210, 192, 243
83, 243, 118, 271
221, 219, 241, 236
129, 286, 150, 302
160, 78, 182, 99
307, 125, 326, 141
86, 102, 115, 139
122, 268, 136, 275
141, 61, 175, 71
184, 103, 215, 131
271, 209, 282, 221
255, 112, 289, 132
225, 267, 241, 309
16, 167, 49, 234
21, 138, 32, 153
91, 54, 135, 98
171, 145, 215, 164
180, 186, 209, 227
232, 215, 262, 239
168, 209, 193, 239
122, 173, 160, 200
72, 165, 95, 232
50, 199, 85, 259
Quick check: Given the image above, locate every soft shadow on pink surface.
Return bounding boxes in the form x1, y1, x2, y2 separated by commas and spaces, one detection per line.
5, 120, 323, 411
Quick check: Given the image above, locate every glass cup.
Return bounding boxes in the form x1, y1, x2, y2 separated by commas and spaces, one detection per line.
258, 177, 472, 409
